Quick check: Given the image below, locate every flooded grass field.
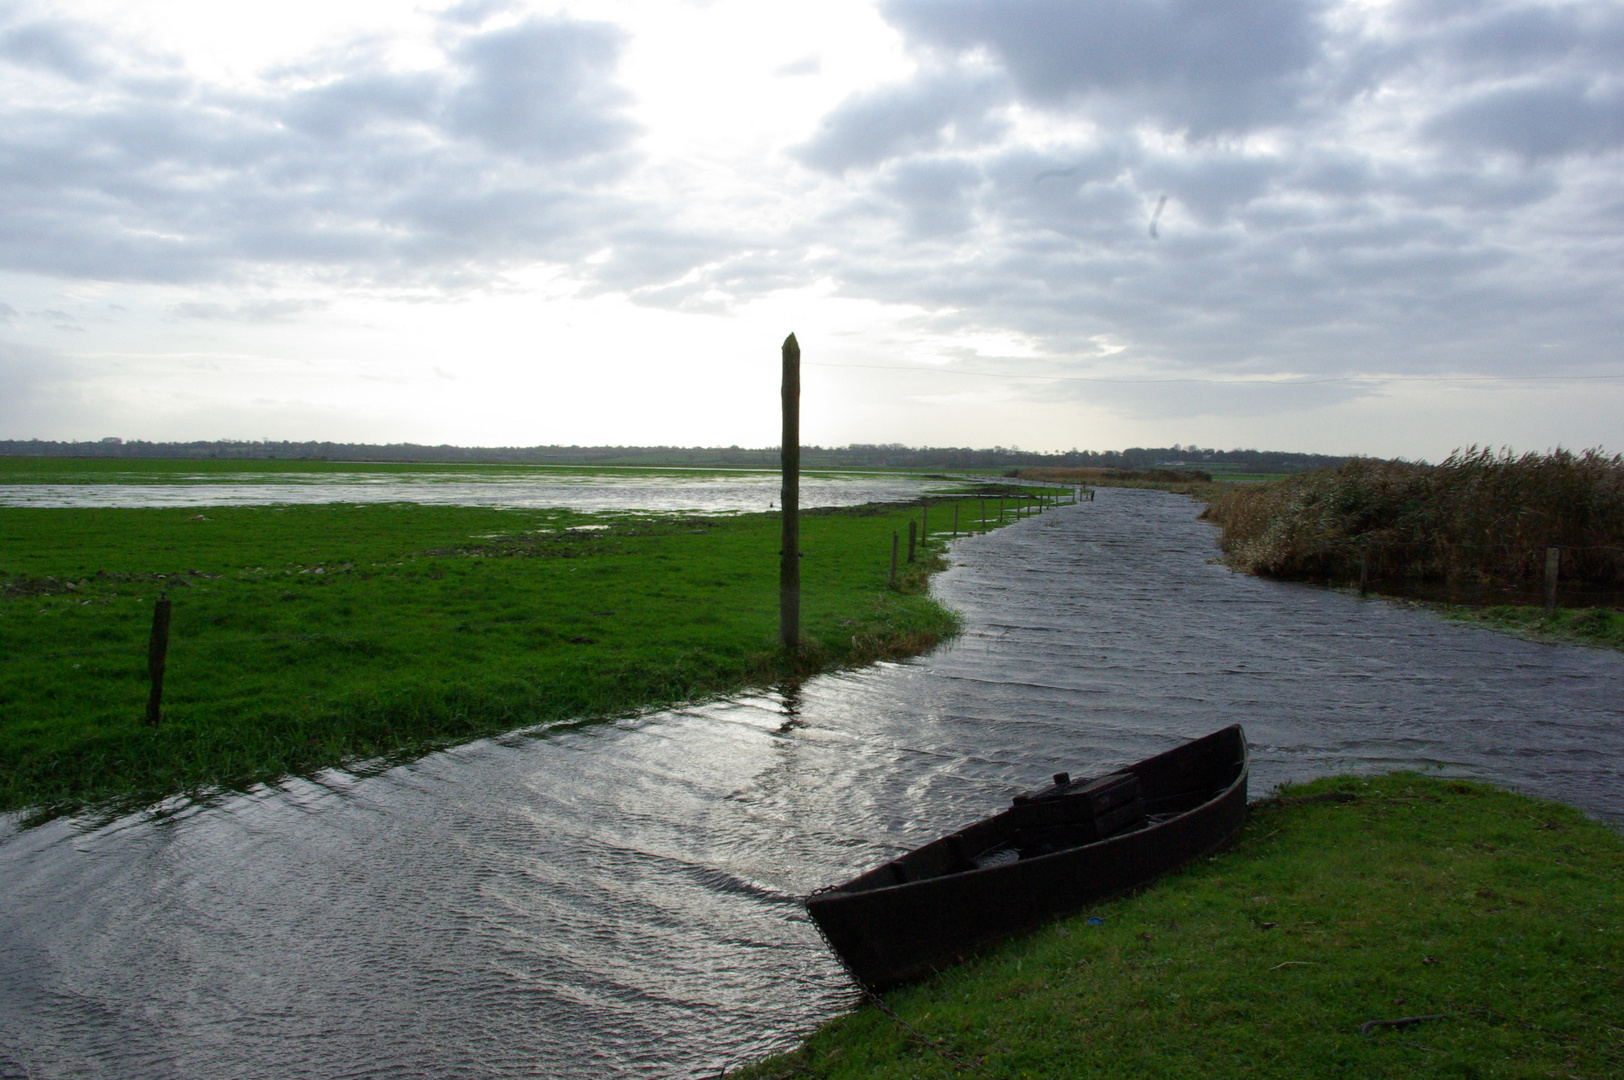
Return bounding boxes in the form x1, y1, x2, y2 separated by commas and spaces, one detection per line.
0, 458, 960, 513
1, 491, 1037, 815
2, 486, 1619, 1078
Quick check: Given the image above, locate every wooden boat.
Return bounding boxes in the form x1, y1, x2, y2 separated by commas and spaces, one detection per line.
806, 725, 1249, 989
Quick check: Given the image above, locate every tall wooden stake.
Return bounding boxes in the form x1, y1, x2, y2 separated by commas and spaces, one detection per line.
780, 333, 800, 652
146, 595, 171, 726
1544, 546, 1560, 618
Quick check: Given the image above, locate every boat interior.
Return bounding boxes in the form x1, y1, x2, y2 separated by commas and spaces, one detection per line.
836, 727, 1246, 895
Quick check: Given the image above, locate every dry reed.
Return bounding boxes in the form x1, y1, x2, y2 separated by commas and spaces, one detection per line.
1201, 447, 1624, 588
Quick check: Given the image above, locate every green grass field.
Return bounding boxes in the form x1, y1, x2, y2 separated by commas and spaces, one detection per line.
734, 775, 1624, 1079
0, 493, 1054, 818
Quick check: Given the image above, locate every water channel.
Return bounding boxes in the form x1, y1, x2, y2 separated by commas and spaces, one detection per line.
2, 488, 1620, 1078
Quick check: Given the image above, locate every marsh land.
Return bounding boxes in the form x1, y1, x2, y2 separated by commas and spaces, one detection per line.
0, 465, 1071, 815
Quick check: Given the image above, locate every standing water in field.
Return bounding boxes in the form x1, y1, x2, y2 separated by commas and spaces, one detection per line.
0, 468, 949, 512
2, 488, 1620, 1078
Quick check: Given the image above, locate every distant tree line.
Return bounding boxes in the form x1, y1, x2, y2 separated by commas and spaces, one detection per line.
0, 438, 1350, 474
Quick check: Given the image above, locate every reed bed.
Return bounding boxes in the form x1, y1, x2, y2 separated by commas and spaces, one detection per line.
1019, 466, 1214, 485
1201, 448, 1624, 592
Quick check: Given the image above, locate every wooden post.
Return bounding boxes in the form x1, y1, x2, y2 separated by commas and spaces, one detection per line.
891, 532, 898, 588
1545, 546, 1560, 618
908, 519, 917, 562
146, 595, 171, 726
1358, 549, 1369, 596
780, 333, 800, 652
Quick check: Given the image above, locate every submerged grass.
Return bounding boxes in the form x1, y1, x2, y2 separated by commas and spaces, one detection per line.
0, 496, 1008, 818
733, 774, 1624, 1080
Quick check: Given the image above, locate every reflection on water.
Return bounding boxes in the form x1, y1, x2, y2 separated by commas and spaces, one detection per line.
0, 471, 943, 512
2, 489, 1620, 1079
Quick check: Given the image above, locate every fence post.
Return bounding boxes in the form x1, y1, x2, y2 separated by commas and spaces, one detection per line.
1358, 549, 1369, 596
1545, 546, 1560, 617
908, 520, 917, 562
146, 595, 171, 726
779, 332, 801, 652
891, 532, 898, 588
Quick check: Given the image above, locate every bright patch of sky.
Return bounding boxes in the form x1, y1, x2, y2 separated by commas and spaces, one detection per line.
2, 0, 1622, 458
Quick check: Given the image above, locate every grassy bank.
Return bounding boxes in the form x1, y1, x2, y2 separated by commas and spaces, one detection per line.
1437, 603, 1624, 651
1, 496, 1015, 818
734, 775, 1624, 1079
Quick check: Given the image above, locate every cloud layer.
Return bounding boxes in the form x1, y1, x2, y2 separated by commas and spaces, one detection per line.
772, 0, 1624, 383
0, 5, 638, 286
1, 0, 1622, 449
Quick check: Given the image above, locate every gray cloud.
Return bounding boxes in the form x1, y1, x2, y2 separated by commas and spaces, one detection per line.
0, 9, 641, 286
0, 15, 105, 82
793, 66, 1010, 172
749, 0, 1624, 410
447, 19, 634, 160
882, 0, 1334, 135
1426, 81, 1624, 159
3, 0, 1623, 431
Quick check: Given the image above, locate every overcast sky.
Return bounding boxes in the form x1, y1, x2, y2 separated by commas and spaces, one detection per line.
1, 0, 1620, 458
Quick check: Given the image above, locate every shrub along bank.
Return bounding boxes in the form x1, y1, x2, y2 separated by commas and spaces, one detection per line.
0, 495, 1029, 818
1199, 447, 1624, 594
733, 774, 1624, 1080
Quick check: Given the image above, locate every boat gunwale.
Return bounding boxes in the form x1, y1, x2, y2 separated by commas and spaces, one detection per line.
808, 725, 1250, 903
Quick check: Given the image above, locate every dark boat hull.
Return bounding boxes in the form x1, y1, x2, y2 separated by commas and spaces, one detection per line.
806, 725, 1249, 989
